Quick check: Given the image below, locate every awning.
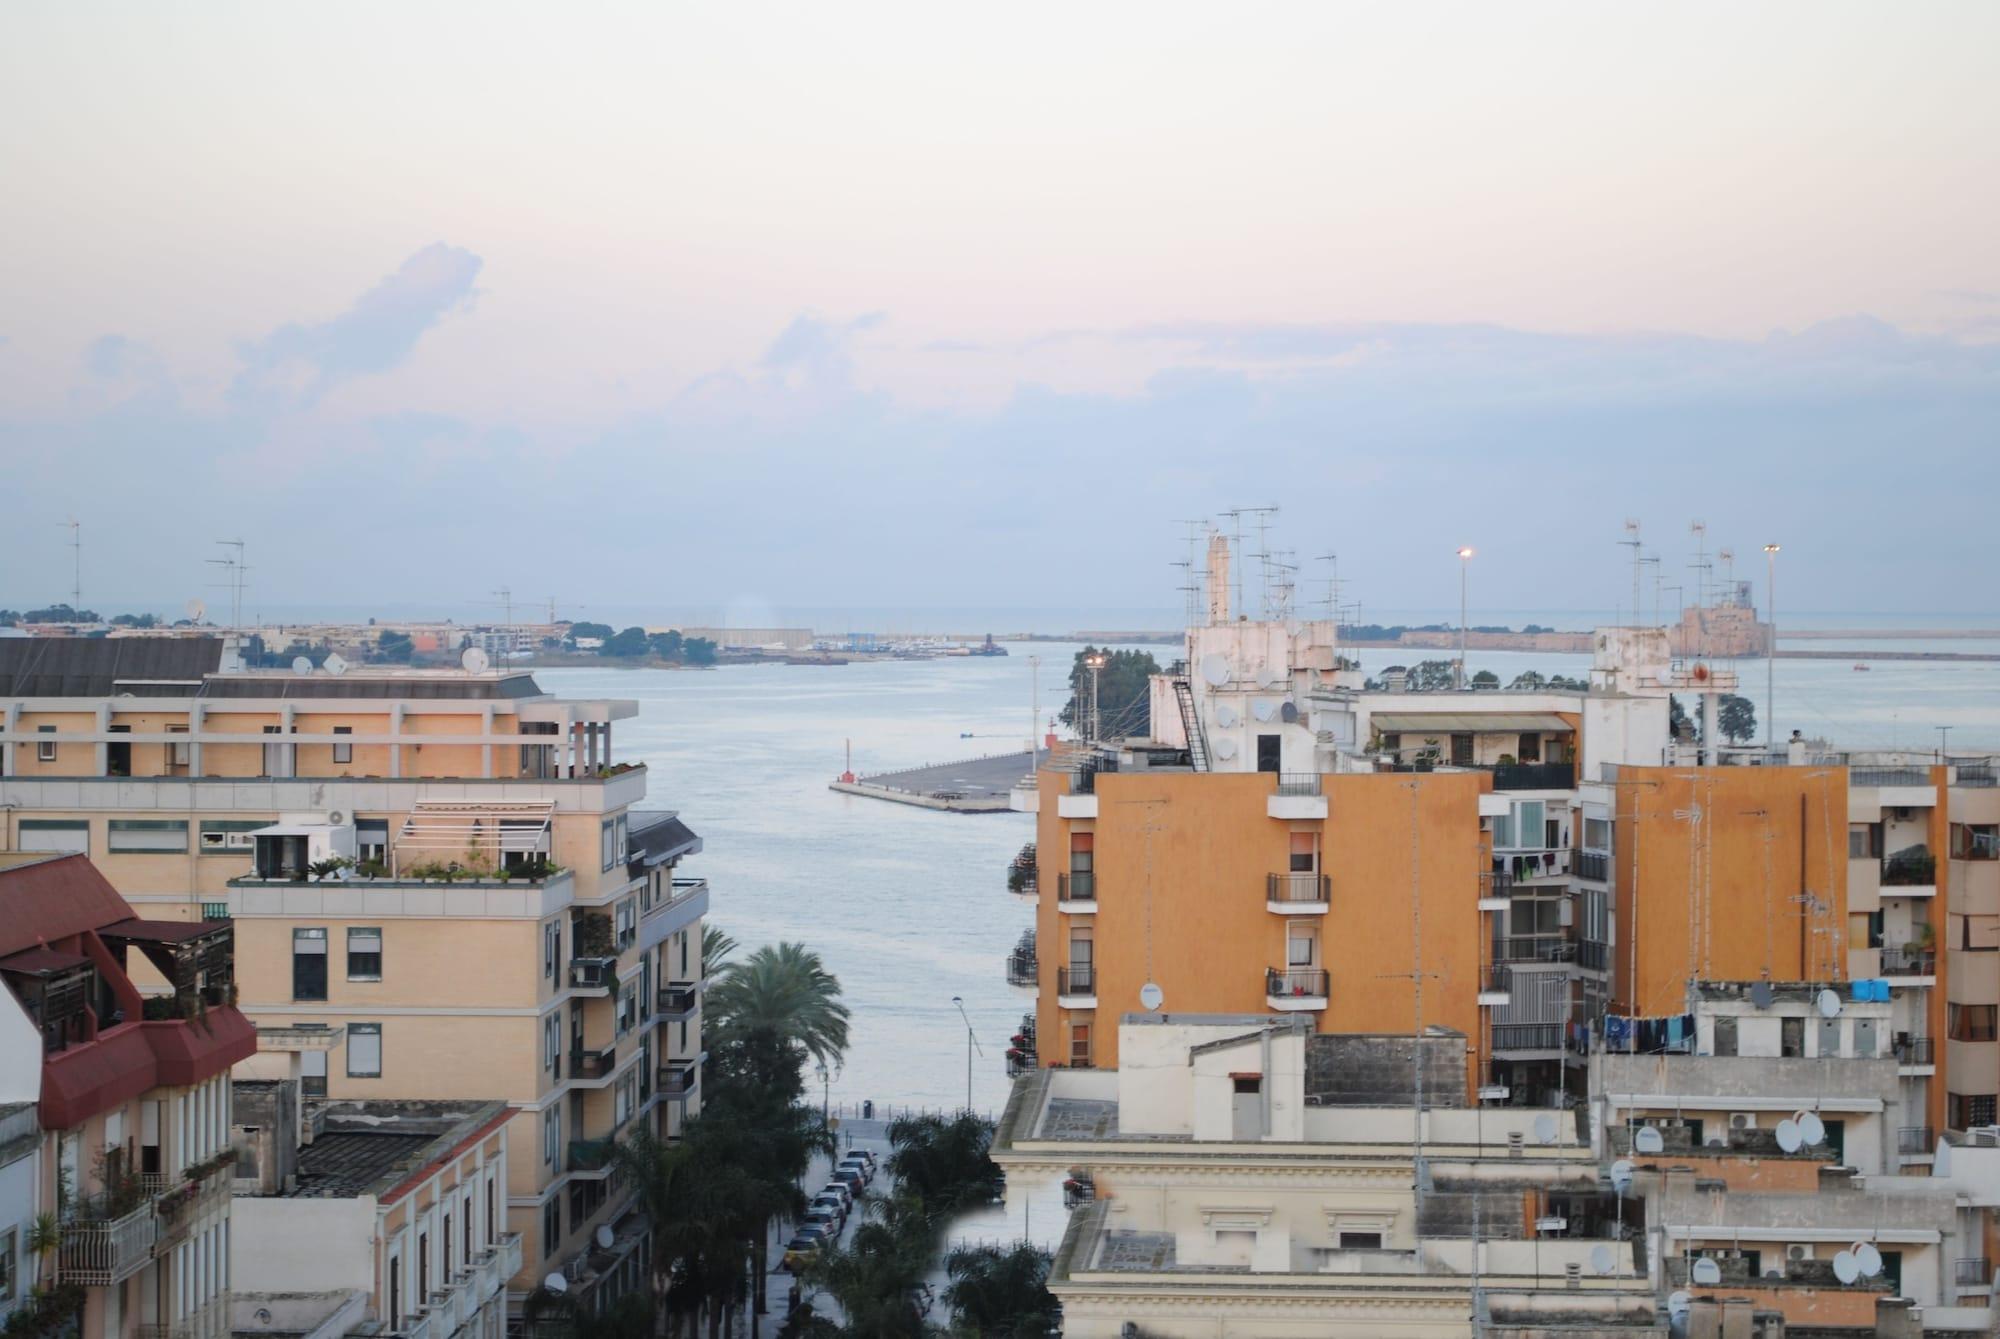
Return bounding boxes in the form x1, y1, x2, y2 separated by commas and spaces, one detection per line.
100, 918, 227, 945
247, 822, 328, 838
395, 800, 554, 854
0, 946, 92, 976
1371, 712, 1574, 733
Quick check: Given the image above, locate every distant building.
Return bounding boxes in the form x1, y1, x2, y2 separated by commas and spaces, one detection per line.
667, 626, 811, 652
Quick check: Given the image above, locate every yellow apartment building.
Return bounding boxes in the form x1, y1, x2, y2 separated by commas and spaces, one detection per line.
0, 637, 706, 1309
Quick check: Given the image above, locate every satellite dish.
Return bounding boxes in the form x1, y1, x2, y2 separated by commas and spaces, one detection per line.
1254, 663, 1283, 689
1817, 988, 1842, 1018
1533, 1113, 1558, 1145
1691, 1258, 1722, 1286
1656, 668, 1676, 687
1251, 698, 1279, 722
1666, 1290, 1692, 1319
1831, 1251, 1860, 1285
1280, 701, 1299, 723
1200, 654, 1231, 687
1609, 1159, 1635, 1193
1750, 980, 1774, 1009
1855, 1242, 1882, 1277
186, 598, 206, 622
596, 1224, 615, 1249
1799, 1112, 1825, 1146
1214, 704, 1240, 729
290, 656, 313, 675
323, 652, 348, 676
1590, 1243, 1615, 1275
1634, 1126, 1664, 1155
461, 647, 490, 673
543, 1272, 570, 1294
1139, 982, 1164, 1011
1775, 1119, 1804, 1153
1212, 738, 1238, 761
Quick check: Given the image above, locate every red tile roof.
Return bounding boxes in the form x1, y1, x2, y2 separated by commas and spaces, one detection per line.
0, 855, 136, 957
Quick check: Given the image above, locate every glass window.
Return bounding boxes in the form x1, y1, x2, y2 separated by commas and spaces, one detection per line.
109, 819, 188, 853
1583, 817, 1612, 851
1286, 925, 1317, 966
36, 725, 56, 762
542, 1198, 562, 1258
544, 1013, 559, 1073
301, 1049, 327, 1098
1514, 801, 1545, 848
1070, 832, 1093, 872
1491, 812, 1513, 849
18, 819, 88, 854
1951, 1004, 1998, 1043
544, 1108, 560, 1166
199, 820, 264, 853
544, 921, 560, 979
332, 726, 353, 765
347, 928, 383, 980
1952, 823, 2000, 861
346, 1023, 382, 1077
1850, 823, 1882, 859
292, 928, 328, 1001
1289, 832, 1316, 873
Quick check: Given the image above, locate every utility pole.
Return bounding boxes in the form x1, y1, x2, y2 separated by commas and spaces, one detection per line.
950, 996, 981, 1113
1762, 545, 1780, 749
210, 540, 248, 631
1084, 652, 1106, 745
56, 519, 81, 615
1027, 655, 1041, 761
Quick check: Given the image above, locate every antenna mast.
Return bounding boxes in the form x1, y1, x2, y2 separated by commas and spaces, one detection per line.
56, 519, 82, 616
210, 539, 248, 631
1619, 521, 1641, 631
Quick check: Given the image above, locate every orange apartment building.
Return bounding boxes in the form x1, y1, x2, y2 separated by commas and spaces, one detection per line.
1012, 547, 1987, 1165
0, 637, 706, 1312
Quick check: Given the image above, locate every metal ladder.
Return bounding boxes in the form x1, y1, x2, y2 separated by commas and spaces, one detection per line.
1173, 678, 1209, 772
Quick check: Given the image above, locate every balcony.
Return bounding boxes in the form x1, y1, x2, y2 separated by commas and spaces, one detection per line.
655, 985, 699, 1021
1573, 850, 1609, 883
1006, 842, 1038, 897
658, 1061, 698, 1099
1265, 967, 1328, 1011
568, 956, 617, 992
1491, 761, 1575, 791
1496, 935, 1577, 965
1478, 965, 1511, 1005
1005, 1014, 1036, 1077
1266, 872, 1330, 913
1575, 940, 1610, 972
568, 1136, 617, 1173
1057, 964, 1096, 1007
58, 1201, 155, 1285
1269, 774, 1328, 820
1898, 1125, 1936, 1157
1057, 872, 1096, 912
137, 1291, 233, 1339
1497, 848, 1571, 882
1895, 1036, 1936, 1071
1882, 849, 1937, 895
1881, 943, 1936, 978
638, 877, 708, 952
1954, 1257, 1992, 1292
1006, 930, 1038, 987
1492, 1022, 1564, 1053
569, 1043, 617, 1081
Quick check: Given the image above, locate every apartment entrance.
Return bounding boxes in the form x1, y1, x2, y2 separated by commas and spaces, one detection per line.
106, 724, 131, 777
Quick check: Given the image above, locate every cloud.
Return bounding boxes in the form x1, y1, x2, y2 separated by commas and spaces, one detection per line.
1933, 288, 2000, 305
230, 243, 482, 411
83, 334, 165, 380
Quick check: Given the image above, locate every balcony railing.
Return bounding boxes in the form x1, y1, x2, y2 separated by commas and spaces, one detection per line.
1573, 850, 1609, 882
569, 1044, 617, 1080
1006, 950, 1038, 987
1265, 967, 1328, 1000
1493, 1023, 1563, 1052
1006, 1015, 1036, 1077
655, 985, 698, 1019
1275, 773, 1323, 796
58, 1202, 155, 1285
1496, 936, 1577, 964
137, 1292, 233, 1339
1895, 1036, 1935, 1066
1897, 1125, 1935, 1155
568, 956, 617, 990
1882, 850, 1937, 886
1955, 1257, 1992, 1288
1881, 943, 1936, 976
568, 1137, 616, 1173
1492, 761, 1575, 791
1057, 872, 1095, 904
658, 1061, 698, 1097
1267, 872, 1331, 905
1498, 848, 1571, 881
1058, 965, 1096, 997
1852, 766, 1932, 787
1575, 940, 1610, 972
1481, 965, 1511, 996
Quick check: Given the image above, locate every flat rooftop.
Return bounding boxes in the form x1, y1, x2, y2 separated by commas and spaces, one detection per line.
285, 1098, 508, 1199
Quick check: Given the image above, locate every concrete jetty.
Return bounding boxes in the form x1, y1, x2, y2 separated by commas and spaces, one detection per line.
830, 749, 1042, 813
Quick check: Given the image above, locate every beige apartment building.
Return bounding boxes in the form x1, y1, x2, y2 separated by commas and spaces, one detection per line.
0, 638, 708, 1309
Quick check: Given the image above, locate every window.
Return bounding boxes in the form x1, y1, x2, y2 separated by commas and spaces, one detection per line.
1450, 733, 1473, 766
346, 1023, 382, 1078
199, 819, 263, 853
347, 927, 383, 980
1952, 823, 2000, 861
1850, 823, 1883, 859
109, 819, 189, 853
1950, 1093, 1999, 1130
1338, 1230, 1384, 1250
544, 921, 561, 979
1583, 817, 1612, 851
36, 725, 56, 763
1289, 832, 1317, 874
615, 898, 637, 949
1950, 1004, 1998, 1043
106, 724, 131, 777
600, 814, 629, 871
1255, 734, 1280, 773
544, 1107, 560, 1166
1516, 732, 1541, 763
356, 819, 389, 868
542, 1199, 561, 1258
1287, 924, 1317, 967
1068, 1022, 1092, 1067
1232, 1076, 1261, 1094
544, 1013, 561, 1075
301, 1049, 327, 1098
332, 726, 353, 765
18, 819, 88, 855
617, 981, 638, 1038
0, 1225, 15, 1302
168, 725, 190, 767
292, 928, 328, 1001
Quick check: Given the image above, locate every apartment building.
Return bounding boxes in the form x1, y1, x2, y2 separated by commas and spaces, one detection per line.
0, 637, 709, 1306
0, 852, 255, 1339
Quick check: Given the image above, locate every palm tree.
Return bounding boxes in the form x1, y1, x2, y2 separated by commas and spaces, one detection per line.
801, 1192, 939, 1338
885, 1111, 1004, 1216
704, 941, 851, 1071
521, 1287, 656, 1339
701, 925, 737, 976
940, 1241, 1059, 1338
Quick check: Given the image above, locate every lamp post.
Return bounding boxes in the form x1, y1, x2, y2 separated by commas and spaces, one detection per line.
1762, 544, 1780, 749
1456, 548, 1474, 690
1083, 652, 1106, 744
951, 995, 981, 1112
814, 1058, 829, 1126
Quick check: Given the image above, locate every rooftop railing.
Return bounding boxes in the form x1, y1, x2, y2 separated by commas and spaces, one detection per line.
1881, 943, 1936, 976
1491, 761, 1575, 791
1898, 1125, 1935, 1155
1274, 773, 1323, 796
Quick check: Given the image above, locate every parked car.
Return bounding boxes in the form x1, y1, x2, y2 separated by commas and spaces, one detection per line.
803, 1207, 842, 1235
836, 1156, 873, 1186
820, 1180, 854, 1211
842, 1148, 877, 1173
829, 1166, 865, 1192
781, 1234, 823, 1272
811, 1191, 849, 1221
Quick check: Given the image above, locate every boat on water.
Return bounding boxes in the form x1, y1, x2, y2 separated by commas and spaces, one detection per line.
970, 633, 1009, 657
1854, 663, 1870, 671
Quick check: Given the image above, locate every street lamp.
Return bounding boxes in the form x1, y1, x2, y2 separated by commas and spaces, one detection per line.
814, 1058, 829, 1126
1762, 544, 1780, 749
1082, 653, 1106, 744
1456, 548, 1474, 690
950, 995, 981, 1112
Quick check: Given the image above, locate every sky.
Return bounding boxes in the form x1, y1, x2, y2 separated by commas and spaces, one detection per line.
2, 3, 1998, 623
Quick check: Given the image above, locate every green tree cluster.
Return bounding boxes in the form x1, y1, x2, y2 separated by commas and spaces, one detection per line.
1059, 647, 1158, 739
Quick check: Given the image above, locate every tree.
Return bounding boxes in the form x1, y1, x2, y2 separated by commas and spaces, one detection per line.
702, 925, 737, 976
1669, 695, 1693, 739
1718, 694, 1757, 744
1411, 659, 1457, 691
1508, 670, 1547, 691
376, 630, 413, 663
883, 1111, 1004, 1216
799, 1193, 939, 1339
648, 630, 685, 660
521, 1285, 655, 1339
682, 636, 717, 666
598, 626, 650, 657
110, 613, 158, 628
24, 604, 99, 623
941, 1241, 1061, 1339
1470, 669, 1499, 689
704, 942, 851, 1071
569, 621, 615, 642
1058, 647, 1158, 739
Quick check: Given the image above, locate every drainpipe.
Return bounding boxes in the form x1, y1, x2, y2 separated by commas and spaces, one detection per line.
1260, 1029, 1273, 1138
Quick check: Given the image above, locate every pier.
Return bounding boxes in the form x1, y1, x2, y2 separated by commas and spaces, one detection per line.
830, 749, 1043, 813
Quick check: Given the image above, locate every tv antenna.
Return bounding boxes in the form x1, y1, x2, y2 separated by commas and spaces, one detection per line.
209, 539, 248, 630
1688, 520, 1710, 657
1315, 553, 1343, 622
1172, 520, 1205, 629
54, 518, 82, 616
1619, 521, 1641, 631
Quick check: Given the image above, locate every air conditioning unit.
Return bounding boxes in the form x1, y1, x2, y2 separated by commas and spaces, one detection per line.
326, 810, 348, 826
1730, 1112, 1757, 1132
1788, 1244, 1811, 1263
